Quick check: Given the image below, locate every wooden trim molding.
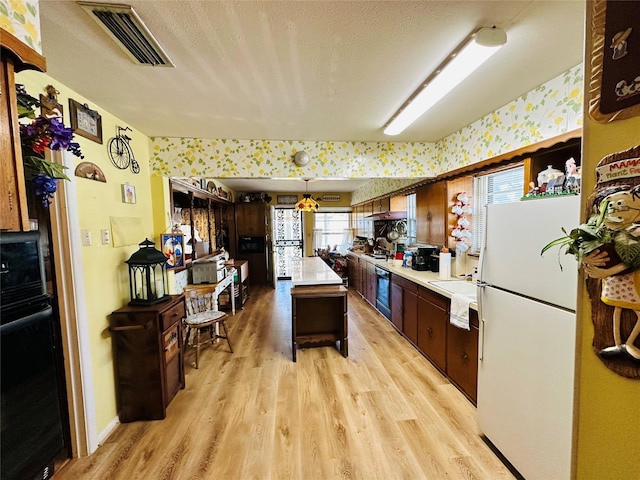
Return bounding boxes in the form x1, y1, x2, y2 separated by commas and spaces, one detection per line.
436, 129, 582, 180
0, 27, 46, 73
352, 129, 582, 207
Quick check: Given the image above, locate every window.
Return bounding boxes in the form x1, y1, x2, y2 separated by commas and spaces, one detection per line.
405, 193, 417, 244
472, 166, 524, 253
314, 212, 352, 253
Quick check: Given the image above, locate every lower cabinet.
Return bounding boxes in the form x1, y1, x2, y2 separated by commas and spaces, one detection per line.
365, 260, 377, 306
109, 295, 186, 422
391, 274, 418, 345
446, 310, 479, 404
346, 254, 360, 295
417, 286, 448, 373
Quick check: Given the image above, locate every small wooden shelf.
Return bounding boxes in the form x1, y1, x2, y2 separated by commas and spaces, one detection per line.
290, 285, 348, 362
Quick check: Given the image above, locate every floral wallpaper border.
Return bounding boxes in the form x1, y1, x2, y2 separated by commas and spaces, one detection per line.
150, 64, 584, 204
0, 0, 42, 53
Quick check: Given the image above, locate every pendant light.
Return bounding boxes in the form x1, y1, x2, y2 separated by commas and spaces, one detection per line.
295, 180, 319, 212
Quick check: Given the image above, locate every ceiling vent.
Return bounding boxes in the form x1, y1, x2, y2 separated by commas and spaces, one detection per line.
78, 2, 174, 67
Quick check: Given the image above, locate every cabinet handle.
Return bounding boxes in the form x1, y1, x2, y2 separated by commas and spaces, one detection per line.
110, 324, 145, 332
110, 320, 153, 332
427, 327, 433, 337
461, 352, 469, 364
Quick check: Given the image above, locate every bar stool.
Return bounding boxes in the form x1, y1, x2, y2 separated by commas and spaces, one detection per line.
183, 285, 232, 369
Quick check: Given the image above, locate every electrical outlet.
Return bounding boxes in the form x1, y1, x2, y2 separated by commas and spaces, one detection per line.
81, 229, 92, 246
101, 229, 111, 245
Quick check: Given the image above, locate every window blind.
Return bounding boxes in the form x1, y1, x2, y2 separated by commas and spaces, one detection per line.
472, 166, 524, 253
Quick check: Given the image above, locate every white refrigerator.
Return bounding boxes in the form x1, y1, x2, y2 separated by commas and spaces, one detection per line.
477, 195, 580, 480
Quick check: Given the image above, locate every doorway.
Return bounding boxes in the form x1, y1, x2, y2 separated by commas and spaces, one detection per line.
273, 208, 303, 279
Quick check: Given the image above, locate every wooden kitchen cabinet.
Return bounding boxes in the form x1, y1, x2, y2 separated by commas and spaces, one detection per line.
235, 202, 267, 236
1, 28, 46, 232
391, 273, 418, 345
346, 253, 360, 293
446, 309, 479, 404
109, 295, 186, 422
416, 181, 447, 246
417, 285, 447, 372
390, 195, 407, 212
372, 197, 390, 216
365, 259, 377, 306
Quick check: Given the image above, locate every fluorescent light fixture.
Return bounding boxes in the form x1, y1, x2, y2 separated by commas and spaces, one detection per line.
384, 27, 507, 136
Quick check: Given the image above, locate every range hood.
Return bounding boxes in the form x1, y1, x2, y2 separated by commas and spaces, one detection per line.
368, 211, 407, 220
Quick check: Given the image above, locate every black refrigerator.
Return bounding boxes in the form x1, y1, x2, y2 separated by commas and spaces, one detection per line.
1, 231, 65, 480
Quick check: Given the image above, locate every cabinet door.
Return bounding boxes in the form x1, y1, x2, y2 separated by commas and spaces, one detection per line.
346, 255, 359, 291
236, 203, 266, 236
417, 296, 447, 372
390, 282, 403, 331
1, 58, 29, 231
416, 182, 446, 245
446, 312, 479, 404
403, 289, 418, 345
163, 324, 182, 404
365, 262, 376, 306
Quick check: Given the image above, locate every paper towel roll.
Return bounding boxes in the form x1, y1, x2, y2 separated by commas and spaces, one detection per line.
439, 252, 451, 279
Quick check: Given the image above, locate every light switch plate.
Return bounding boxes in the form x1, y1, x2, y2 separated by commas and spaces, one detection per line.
81, 229, 92, 246
101, 229, 110, 245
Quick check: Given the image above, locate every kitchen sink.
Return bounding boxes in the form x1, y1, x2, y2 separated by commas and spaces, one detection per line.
428, 280, 477, 298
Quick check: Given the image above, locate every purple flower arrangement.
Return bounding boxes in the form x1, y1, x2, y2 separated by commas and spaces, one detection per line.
18, 87, 84, 207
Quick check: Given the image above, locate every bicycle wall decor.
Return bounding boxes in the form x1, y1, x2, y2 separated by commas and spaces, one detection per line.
108, 126, 140, 173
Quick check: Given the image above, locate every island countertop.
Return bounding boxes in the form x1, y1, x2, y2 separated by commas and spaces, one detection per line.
290, 257, 343, 286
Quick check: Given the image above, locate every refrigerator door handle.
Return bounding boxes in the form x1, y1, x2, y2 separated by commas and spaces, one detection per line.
477, 282, 486, 361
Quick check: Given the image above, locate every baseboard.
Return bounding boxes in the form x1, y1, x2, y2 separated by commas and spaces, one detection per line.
97, 416, 120, 446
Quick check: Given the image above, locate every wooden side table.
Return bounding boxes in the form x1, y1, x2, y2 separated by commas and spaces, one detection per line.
290, 285, 348, 362
109, 295, 185, 422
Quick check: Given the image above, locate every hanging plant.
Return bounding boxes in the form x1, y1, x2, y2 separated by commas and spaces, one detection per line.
17, 85, 84, 207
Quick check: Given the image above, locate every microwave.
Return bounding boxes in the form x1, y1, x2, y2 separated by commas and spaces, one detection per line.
238, 236, 265, 254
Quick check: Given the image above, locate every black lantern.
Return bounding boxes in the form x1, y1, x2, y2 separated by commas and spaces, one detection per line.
125, 238, 170, 305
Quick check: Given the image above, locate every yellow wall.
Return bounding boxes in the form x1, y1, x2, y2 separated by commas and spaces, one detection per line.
16, 70, 157, 434
574, 4, 640, 477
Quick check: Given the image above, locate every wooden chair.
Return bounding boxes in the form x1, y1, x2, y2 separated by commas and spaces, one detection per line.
183, 285, 232, 369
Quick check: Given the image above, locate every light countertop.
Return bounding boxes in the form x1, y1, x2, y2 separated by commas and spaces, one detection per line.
348, 253, 478, 310
290, 257, 343, 286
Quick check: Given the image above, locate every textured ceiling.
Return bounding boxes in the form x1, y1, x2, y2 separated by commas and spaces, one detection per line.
38, 0, 585, 192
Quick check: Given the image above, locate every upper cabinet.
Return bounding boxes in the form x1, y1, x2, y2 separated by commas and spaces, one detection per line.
235, 202, 268, 236
1, 28, 46, 232
371, 197, 390, 216
390, 195, 407, 212
416, 181, 446, 246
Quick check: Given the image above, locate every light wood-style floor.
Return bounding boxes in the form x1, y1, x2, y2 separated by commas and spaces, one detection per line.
55, 282, 516, 480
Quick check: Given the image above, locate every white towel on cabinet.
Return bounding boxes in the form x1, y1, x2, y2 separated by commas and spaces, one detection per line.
450, 293, 472, 330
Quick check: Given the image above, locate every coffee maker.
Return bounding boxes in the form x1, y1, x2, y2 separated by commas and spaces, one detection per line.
412, 246, 438, 271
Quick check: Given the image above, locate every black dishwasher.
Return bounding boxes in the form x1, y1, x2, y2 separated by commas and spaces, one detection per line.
375, 266, 391, 320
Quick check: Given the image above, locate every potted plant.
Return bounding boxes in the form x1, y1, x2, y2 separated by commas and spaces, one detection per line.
541, 197, 640, 271
541, 199, 614, 269
17, 85, 83, 207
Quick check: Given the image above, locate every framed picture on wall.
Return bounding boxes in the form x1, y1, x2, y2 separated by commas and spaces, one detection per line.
161, 234, 184, 269
121, 184, 136, 204
69, 98, 103, 143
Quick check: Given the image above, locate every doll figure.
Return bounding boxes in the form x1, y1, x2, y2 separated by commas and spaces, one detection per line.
583, 185, 640, 360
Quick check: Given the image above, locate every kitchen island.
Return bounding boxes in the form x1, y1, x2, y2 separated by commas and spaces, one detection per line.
290, 257, 347, 361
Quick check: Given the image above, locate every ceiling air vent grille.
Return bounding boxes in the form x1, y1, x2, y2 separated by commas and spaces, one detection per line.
321, 194, 341, 202
78, 2, 174, 67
